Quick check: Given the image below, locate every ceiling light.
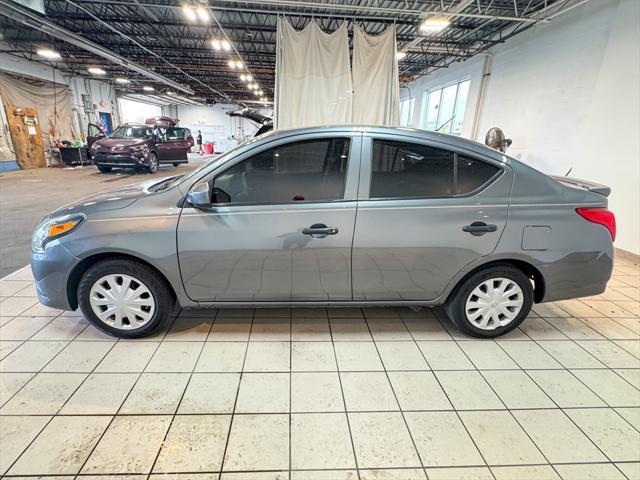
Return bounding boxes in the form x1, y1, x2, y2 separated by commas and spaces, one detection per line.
257, 90, 263, 96
88, 67, 106, 75
166, 91, 176, 95
246, 74, 253, 82
419, 17, 450, 33
396, 51, 407, 60
227, 59, 236, 69
115, 77, 130, 84
182, 5, 197, 21
143, 85, 155, 91
236, 61, 244, 69
37, 48, 61, 59
195, 6, 209, 21
240, 74, 247, 81
211, 39, 221, 50
221, 40, 231, 51
253, 90, 260, 96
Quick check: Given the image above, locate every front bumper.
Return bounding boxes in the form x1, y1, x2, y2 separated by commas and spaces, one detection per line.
31, 241, 80, 311
93, 153, 146, 167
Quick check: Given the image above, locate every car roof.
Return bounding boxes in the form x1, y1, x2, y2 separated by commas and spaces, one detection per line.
260, 125, 508, 163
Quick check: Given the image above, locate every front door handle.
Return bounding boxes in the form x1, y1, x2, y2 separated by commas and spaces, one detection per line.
302, 223, 339, 238
462, 221, 498, 236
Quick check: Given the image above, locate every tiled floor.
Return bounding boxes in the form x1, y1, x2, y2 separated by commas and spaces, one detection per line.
0, 254, 639, 480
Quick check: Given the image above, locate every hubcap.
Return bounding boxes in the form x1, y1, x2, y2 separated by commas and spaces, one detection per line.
89, 274, 155, 330
464, 277, 523, 330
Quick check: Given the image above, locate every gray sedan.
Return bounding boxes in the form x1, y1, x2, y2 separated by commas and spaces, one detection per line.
31, 126, 615, 338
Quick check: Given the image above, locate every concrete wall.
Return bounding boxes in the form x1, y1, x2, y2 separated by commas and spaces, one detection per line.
402, 0, 640, 254
0, 51, 120, 145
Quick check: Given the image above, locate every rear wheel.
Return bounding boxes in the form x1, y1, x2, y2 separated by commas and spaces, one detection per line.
445, 265, 533, 338
97, 165, 112, 173
147, 153, 158, 173
77, 259, 174, 338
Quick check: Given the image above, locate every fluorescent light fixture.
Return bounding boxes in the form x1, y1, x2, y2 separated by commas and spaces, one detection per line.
240, 74, 247, 81
253, 90, 260, 96
221, 40, 231, 51
236, 60, 244, 69
257, 90, 263, 96
396, 51, 407, 60
419, 17, 450, 33
182, 5, 197, 21
211, 39, 221, 50
246, 74, 253, 82
195, 6, 209, 21
37, 48, 61, 59
143, 85, 155, 91
88, 67, 106, 75
166, 91, 176, 95
115, 77, 130, 84
227, 59, 237, 69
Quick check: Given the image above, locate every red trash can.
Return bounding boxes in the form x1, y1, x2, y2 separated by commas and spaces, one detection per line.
204, 143, 214, 155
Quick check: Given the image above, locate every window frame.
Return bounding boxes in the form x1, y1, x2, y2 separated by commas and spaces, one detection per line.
360, 134, 504, 202
202, 133, 362, 208
420, 78, 471, 135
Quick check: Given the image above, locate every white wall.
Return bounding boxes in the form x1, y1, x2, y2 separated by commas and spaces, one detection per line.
176, 104, 272, 150
402, 0, 640, 254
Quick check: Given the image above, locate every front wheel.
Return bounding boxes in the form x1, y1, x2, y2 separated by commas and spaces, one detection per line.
445, 265, 533, 338
77, 259, 174, 338
147, 153, 158, 173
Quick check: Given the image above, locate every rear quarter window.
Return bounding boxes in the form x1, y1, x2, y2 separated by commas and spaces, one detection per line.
456, 155, 500, 195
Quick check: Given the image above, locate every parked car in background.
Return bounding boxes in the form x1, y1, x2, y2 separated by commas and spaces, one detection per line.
90, 117, 194, 173
32, 126, 615, 339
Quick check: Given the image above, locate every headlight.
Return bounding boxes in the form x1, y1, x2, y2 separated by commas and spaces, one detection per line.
130, 144, 146, 152
32, 214, 85, 254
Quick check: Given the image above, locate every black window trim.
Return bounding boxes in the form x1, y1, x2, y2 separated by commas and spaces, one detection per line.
208, 136, 354, 207
367, 138, 504, 202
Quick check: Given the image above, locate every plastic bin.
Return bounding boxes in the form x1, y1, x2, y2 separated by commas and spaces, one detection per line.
204, 143, 214, 154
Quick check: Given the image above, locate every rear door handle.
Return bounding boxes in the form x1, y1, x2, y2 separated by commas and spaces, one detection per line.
462, 221, 498, 236
302, 223, 339, 238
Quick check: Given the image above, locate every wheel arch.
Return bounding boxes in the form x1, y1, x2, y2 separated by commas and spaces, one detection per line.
446, 258, 546, 304
67, 252, 177, 309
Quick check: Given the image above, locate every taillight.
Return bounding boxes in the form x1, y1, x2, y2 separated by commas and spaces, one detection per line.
576, 208, 616, 241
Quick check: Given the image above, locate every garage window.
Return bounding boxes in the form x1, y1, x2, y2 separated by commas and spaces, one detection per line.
370, 139, 500, 199
213, 138, 350, 204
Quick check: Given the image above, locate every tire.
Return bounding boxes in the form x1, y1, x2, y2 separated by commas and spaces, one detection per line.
147, 152, 158, 173
97, 165, 112, 173
173, 162, 180, 167
445, 265, 533, 338
77, 259, 174, 338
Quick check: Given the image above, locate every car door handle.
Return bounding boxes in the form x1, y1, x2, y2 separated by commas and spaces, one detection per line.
302, 223, 339, 238
462, 222, 498, 236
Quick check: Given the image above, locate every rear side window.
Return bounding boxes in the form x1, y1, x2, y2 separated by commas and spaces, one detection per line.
213, 138, 350, 204
456, 154, 500, 194
371, 140, 454, 198
370, 139, 500, 199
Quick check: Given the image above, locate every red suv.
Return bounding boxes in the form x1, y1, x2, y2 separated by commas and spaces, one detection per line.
90, 117, 194, 173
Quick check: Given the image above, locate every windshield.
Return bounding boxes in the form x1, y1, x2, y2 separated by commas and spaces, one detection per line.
109, 126, 152, 139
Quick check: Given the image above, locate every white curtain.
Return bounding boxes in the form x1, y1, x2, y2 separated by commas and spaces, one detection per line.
275, 18, 353, 129
352, 25, 400, 126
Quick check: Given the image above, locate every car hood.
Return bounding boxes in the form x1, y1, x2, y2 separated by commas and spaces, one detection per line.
48, 176, 177, 217
95, 138, 147, 149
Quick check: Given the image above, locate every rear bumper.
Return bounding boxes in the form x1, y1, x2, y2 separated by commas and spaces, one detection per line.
31, 241, 80, 311
539, 248, 614, 303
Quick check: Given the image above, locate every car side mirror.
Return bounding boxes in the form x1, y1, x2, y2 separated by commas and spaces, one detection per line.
186, 182, 211, 208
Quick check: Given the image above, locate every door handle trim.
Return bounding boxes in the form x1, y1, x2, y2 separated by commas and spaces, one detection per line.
462, 222, 498, 236
302, 223, 339, 238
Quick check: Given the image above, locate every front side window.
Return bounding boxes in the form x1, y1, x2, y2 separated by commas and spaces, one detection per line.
212, 138, 350, 204
371, 140, 454, 199
370, 139, 500, 199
